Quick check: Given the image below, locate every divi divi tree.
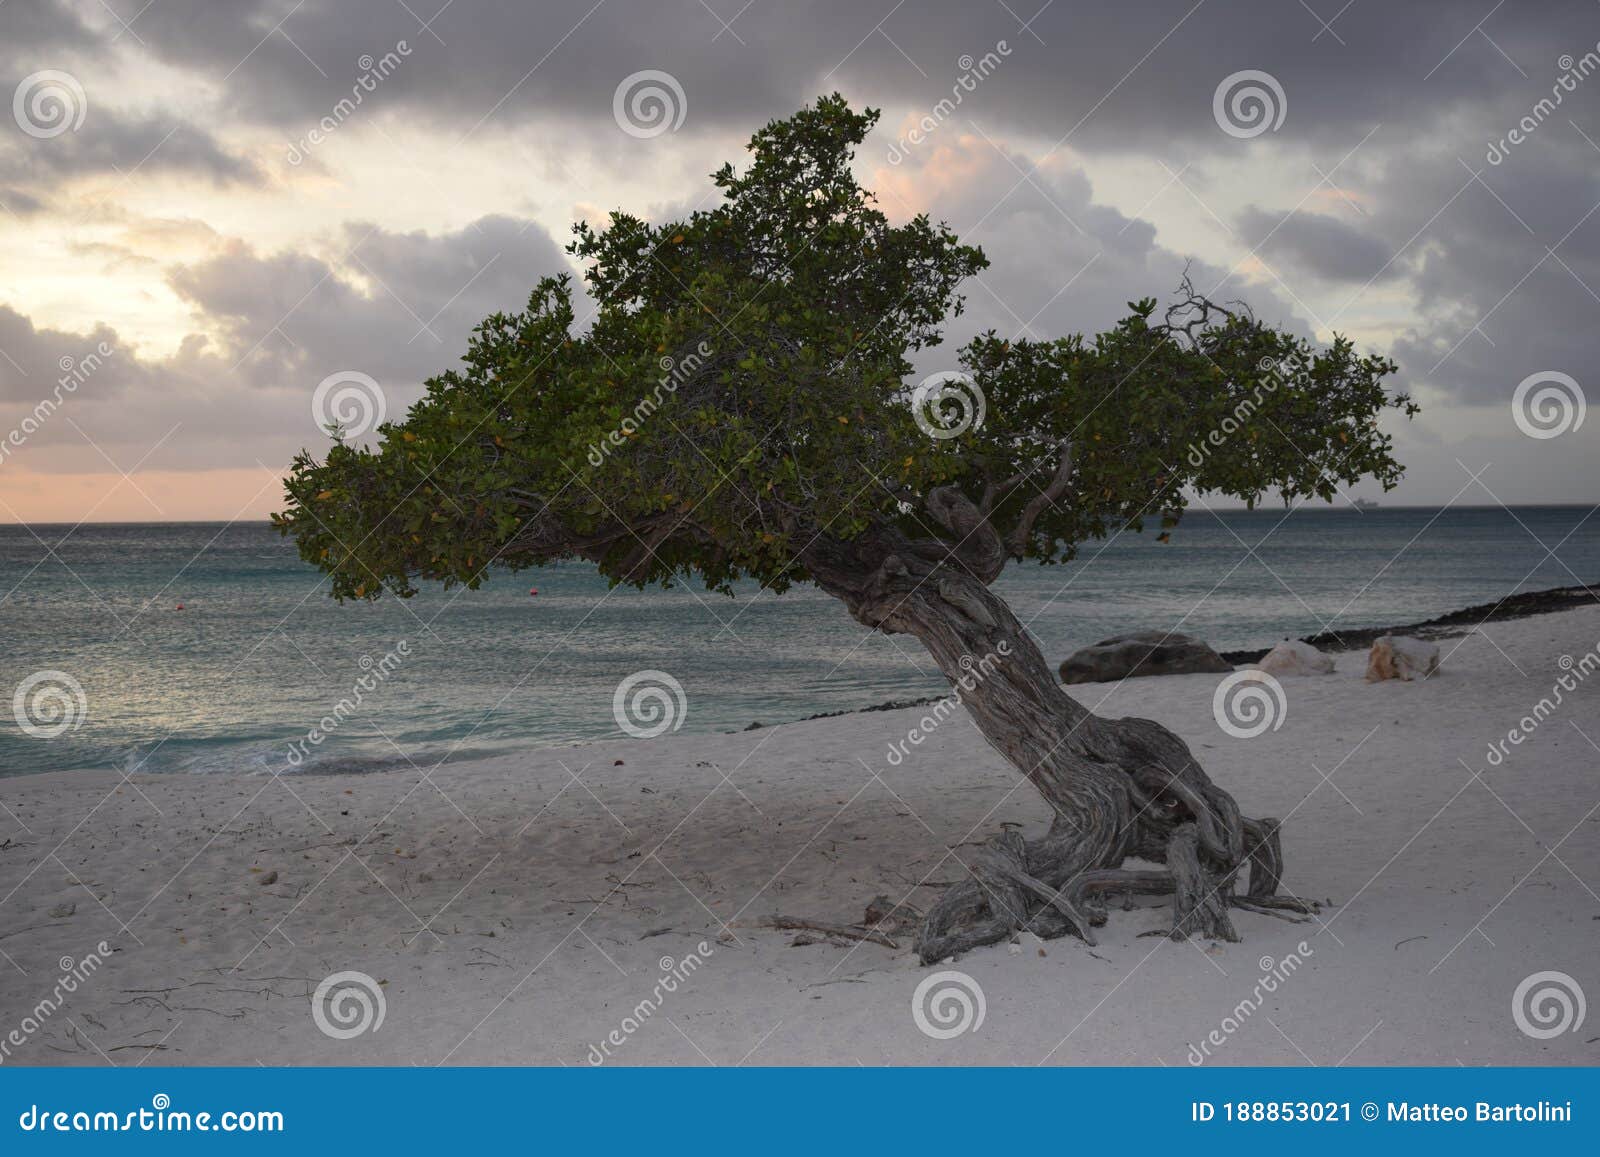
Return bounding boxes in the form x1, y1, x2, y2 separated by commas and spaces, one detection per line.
278, 96, 1415, 961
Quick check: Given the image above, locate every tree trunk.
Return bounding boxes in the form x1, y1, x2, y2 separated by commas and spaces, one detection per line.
799, 489, 1310, 963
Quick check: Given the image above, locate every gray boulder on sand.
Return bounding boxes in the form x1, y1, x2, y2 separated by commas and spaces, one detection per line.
1364, 635, 1441, 682
1057, 631, 1234, 684
1257, 639, 1335, 676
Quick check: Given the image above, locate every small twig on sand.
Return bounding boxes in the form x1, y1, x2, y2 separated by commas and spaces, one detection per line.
759, 916, 899, 949
0, 923, 55, 941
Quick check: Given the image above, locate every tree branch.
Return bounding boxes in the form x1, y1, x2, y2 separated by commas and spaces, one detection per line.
1156, 268, 1250, 347
923, 485, 1006, 583
1005, 440, 1073, 558
979, 469, 1029, 514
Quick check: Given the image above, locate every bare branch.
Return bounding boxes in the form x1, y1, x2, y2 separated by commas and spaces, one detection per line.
1156, 267, 1252, 347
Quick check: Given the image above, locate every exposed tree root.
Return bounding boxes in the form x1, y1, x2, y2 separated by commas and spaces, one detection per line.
1167, 823, 1238, 942
912, 795, 1323, 961
909, 708, 1320, 962
797, 489, 1326, 965
1230, 896, 1317, 923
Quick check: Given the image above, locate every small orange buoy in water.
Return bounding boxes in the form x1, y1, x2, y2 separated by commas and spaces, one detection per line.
175, 603, 184, 610
528, 588, 538, 596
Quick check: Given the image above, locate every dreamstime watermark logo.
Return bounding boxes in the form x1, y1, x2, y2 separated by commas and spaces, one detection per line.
884, 41, 1012, 164
0, 941, 112, 1064
911, 371, 985, 440
911, 970, 985, 1039
613, 70, 686, 139
284, 640, 410, 767
311, 970, 386, 1039
586, 340, 713, 466
12, 670, 87, 739
17, 1094, 283, 1133
1188, 943, 1314, 1064
1212, 70, 1286, 139
1487, 47, 1600, 165
1512, 970, 1586, 1040
13, 70, 87, 139
1186, 356, 1287, 466
1511, 371, 1585, 439
885, 642, 1012, 766
0, 342, 114, 468
286, 41, 413, 165
1484, 644, 1599, 766
1212, 669, 1286, 739
313, 370, 387, 439
586, 942, 716, 1064
612, 670, 687, 738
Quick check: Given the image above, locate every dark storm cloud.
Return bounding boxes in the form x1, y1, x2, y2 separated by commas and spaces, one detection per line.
0, 214, 578, 472
167, 213, 579, 390
0, 187, 45, 217
0, 306, 145, 404
0, 0, 88, 58
0, 106, 264, 189
5, 0, 1600, 487
1233, 206, 1398, 285
2, 2, 257, 192
0, 306, 261, 475
876, 136, 1298, 358
59, 1, 1592, 150
1386, 136, 1600, 405
54, 0, 1600, 378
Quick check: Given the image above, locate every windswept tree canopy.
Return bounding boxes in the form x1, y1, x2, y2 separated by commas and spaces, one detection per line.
276, 95, 1415, 601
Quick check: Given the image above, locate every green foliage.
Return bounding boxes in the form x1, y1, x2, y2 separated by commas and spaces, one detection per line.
959, 298, 1412, 559
275, 95, 1415, 600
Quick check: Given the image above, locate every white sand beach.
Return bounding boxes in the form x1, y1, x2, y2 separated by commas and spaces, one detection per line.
2, 607, 1597, 1067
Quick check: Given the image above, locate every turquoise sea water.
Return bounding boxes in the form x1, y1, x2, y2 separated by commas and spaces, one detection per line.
0, 505, 1596, 778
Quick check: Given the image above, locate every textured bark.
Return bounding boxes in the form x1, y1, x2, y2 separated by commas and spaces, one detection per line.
799, 488, 1312, 963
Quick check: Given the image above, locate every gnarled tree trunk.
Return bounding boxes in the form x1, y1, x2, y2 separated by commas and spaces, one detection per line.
799, 487, 1310, 962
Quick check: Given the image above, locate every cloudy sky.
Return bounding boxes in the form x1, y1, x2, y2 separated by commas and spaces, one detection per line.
1, 0, 1597, 522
